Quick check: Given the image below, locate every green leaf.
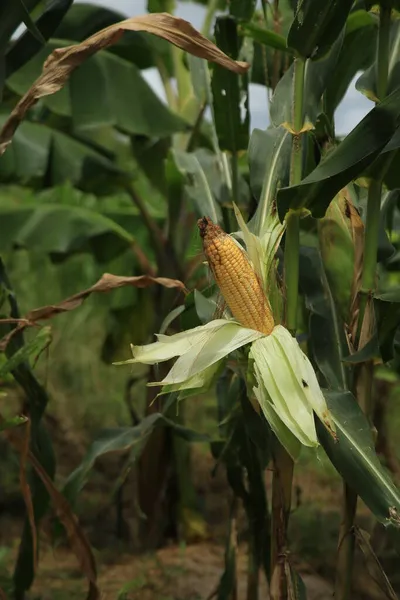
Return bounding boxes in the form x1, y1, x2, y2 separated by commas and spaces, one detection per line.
70, 50, 188, 136
0, 117, 126, 193
0, 415, 28, 432
0, 0, 41, 54
240, 22, 290, 53
0, 202, 134, 262
357, 19, 400, 102
211, 16, 250, 152
277, 87, 400, 219
248, 126, 292, 236
6, 0, 74, 77
17, 0, 46, 44
0, 260, 56, 595
287, 0, 354, 60
299, 246, 349, 391
63, 413, 209, 503
229, 0, 256, 21
173, 149, 223, 223
270, 31, 344, 130
324, 13, 376, 119
0, 327, 52, 378
345, 9, 376, 35
7, 40, 188, 137
374, 289, 400, 363
317, 390, 400, 526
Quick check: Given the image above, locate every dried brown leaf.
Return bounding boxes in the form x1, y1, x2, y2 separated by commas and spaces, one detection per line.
0, 273, 188, 350
5, 418, 99, 600
0, 13, 249, 154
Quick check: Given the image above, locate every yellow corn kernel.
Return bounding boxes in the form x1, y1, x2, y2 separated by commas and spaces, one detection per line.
198, 217, 274, 335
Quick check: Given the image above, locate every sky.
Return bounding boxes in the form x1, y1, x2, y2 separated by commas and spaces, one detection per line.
78, 0, 373, 135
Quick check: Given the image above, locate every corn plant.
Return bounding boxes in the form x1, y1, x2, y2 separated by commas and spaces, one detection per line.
2, 1, 400, 599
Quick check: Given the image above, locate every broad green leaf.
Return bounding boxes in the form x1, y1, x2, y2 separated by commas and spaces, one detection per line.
270, 31, 344, 130
7, 39, 188, 137
0, 327, 52, 378
6, 0, 74, 78
6, 40, 71, 116
277, 87, 400, 219
63, 413, 209, 503
240, 23, 290, 53
173, 149, 223, 223
357, 19, 400, 102
211, 16, 250, 152
317, 390, 400, 526
299, 246, 349, 391
248, 126, 291, 236
287, 0, 354, 60
0, 117, 126, 193
71, 50, 188, 136
0, 203, 134, 262
324, 14, 376, 120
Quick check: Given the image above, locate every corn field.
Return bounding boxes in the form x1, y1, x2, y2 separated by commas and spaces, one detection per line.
1, 1, 400, 599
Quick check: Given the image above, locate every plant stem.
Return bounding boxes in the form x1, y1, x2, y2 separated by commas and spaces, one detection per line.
172, 46, 192, 110
335, 484, 358, 600
155, 56, 178, 111
284, 56, 305, 332
270, 56, 305, 600
357, 179, 382, 339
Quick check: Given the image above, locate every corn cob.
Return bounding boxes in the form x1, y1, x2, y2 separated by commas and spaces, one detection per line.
198, 217, 274, 335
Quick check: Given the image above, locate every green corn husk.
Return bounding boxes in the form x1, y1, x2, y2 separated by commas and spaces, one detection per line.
318, 187, 363, 324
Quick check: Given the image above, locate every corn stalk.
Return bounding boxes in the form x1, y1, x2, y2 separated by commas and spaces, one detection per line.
270, 55, 305, 599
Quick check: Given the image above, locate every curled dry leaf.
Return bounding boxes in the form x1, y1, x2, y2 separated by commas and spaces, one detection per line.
0, 12, 249, 154
0, 273, 188, 350
4, 415, 99, 600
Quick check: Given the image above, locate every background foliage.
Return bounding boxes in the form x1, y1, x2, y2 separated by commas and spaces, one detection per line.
2, 1, 400, 600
